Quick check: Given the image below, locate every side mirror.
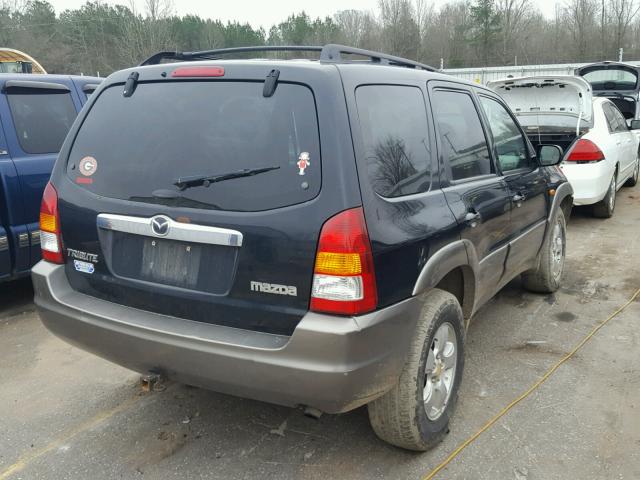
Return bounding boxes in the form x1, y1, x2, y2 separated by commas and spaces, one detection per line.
538, 145, 564, 166
630, 120, 640, 130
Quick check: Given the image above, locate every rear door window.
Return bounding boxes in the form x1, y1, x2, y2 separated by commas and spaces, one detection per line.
355, 85, 434, 197
610, 104, 629, 132
603, 103, 617, 132
67, 82, 321, 212
432, 89, 493, 181
604, 103, 628, 133
7, 89, 77, 154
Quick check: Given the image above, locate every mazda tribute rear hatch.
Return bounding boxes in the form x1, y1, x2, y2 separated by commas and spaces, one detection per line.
58, 68, 354, 335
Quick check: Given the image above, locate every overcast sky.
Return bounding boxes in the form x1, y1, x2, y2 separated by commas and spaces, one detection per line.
44, 0, 561, 30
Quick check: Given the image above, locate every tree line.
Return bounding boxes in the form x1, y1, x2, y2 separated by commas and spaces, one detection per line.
1, 0, 640, 76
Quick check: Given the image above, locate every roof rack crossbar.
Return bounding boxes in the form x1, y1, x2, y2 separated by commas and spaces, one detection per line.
139, 44, 438, 72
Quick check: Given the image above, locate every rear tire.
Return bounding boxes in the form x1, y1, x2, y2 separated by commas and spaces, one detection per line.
593, 172, 617, 218
522, 209, 566, 293
625, 158, 639, 187
367, 289, 464, 451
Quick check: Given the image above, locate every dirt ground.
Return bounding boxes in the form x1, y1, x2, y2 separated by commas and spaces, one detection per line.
1, 184, 639, 480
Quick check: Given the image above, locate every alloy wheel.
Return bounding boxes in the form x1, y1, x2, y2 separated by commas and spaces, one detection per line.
608, 175, 616, 212
550, 218, 565, 281
423, 322, 457, 421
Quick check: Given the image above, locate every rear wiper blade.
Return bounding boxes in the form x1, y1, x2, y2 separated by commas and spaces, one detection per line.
173, 166, 280, 191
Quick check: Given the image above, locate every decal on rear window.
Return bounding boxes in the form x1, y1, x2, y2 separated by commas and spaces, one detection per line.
79, 156, 98, 176
297, 152, 311, 176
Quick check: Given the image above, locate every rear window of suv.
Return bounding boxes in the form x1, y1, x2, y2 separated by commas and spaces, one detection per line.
67, 81, 321, 212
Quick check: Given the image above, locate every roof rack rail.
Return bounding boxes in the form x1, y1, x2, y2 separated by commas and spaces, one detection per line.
322, 44, 438, 71
139, 44, 438, 72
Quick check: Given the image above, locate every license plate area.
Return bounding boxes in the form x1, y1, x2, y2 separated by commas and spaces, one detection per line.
141, 237, 202, 288
106, 231, 238, 294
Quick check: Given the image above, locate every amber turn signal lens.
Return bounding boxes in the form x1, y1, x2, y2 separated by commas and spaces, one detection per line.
39, 212, 57, 232
315, 252, 362, 276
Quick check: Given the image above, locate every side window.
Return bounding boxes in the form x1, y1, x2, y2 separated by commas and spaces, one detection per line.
603, 103, 625, 133
6, 90, 77, 154
602, 103, 616, 133
355, 85, 434, 197
479, 96, 532, 172
611, 105, 629, 132
432, 89, 492, 181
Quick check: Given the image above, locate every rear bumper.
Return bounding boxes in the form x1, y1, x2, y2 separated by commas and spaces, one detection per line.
560, 162, 614, 205
32, 261, 422, 414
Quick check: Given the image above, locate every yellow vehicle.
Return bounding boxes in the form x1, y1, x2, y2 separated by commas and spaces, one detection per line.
0, 48, 46, 74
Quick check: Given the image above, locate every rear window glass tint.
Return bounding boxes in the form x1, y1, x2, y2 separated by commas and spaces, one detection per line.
67, 81, 320, 212
355, 85, 434, 197
7, 90, 77, 154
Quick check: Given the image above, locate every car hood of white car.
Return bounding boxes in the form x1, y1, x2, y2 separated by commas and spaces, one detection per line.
488, 76, 593, 126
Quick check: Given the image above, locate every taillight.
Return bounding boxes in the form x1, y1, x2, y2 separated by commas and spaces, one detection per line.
565, 139, 605, 162
39, 182, 64, 264
310, 207, 377, 316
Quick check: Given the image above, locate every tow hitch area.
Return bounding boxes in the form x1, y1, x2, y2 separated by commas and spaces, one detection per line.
303, 406, 323, 419
140, 371, 166, 392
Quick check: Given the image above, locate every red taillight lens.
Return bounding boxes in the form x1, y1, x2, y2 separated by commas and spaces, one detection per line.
39, 182, 64, 264
566, 139, 605, 162
310, 207, 377, 316
171, 66, 225, 77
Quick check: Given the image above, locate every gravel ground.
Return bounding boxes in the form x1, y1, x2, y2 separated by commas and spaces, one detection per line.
1, 184, 638, 480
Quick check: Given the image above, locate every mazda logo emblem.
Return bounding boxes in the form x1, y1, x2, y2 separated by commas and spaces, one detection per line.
150, 216, 170, 236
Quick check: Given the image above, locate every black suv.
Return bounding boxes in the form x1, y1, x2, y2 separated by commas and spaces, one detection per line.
32, 45, 573, 451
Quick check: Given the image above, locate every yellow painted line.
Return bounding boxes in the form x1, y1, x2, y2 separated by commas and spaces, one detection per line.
0, 393, 147, 480
422, 287, 640, 480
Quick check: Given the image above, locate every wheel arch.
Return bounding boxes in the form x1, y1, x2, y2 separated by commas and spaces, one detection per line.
412, 240, 478, 321
543, 182, 573, 246
560, 194, 573, 221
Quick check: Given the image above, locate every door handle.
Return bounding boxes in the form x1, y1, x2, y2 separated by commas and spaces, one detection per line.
513, 193, 526, 208
465, 211, 480, 228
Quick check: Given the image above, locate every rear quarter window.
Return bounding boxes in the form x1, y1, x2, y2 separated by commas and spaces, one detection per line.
7, 89, 77, 154
66, 81, 321, 212
355, 85, 435, 197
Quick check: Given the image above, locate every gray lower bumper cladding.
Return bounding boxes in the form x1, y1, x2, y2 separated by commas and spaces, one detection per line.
32, 261, 422, 413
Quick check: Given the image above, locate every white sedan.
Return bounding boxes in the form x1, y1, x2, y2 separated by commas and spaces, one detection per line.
560, 97, 639, 217
489, 76, 640, 218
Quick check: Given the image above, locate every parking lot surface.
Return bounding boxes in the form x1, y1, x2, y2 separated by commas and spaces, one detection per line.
1, 186, 639, 480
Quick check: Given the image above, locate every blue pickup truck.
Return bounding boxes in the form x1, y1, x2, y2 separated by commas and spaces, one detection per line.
0, 74, 101, 282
